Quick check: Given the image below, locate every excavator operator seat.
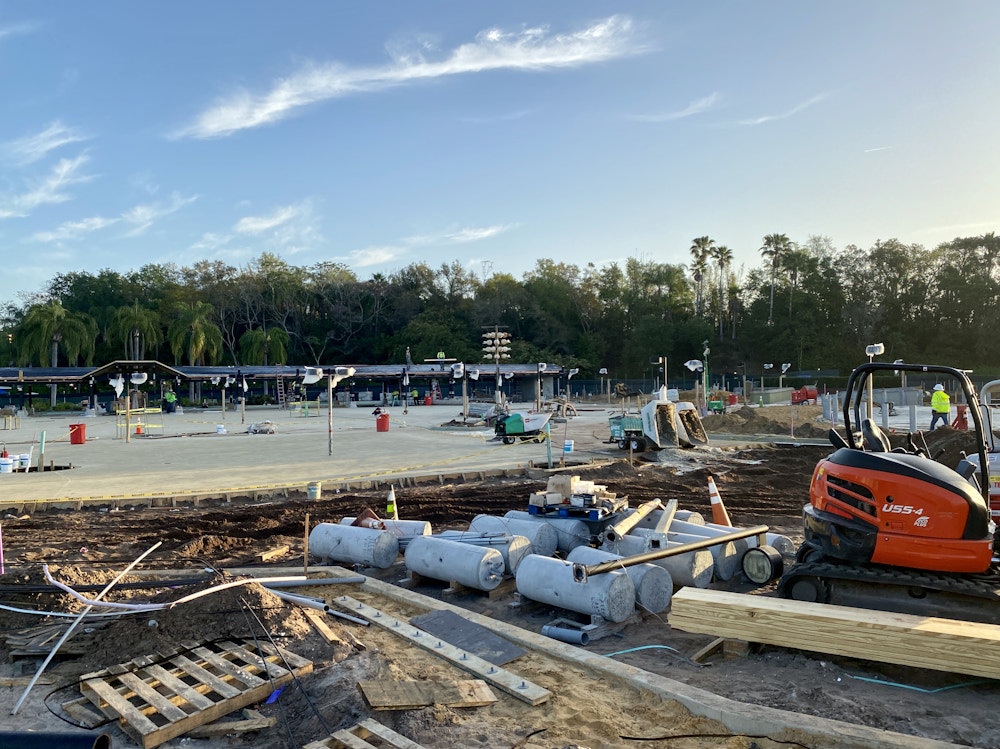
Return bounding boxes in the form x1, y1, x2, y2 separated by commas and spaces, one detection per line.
861, 418, 891, 452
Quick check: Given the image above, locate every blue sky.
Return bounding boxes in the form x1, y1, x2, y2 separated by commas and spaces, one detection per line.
2, 2, 998, 307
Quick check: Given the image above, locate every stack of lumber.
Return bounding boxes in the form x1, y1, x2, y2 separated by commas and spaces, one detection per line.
668, 588, 1000, 680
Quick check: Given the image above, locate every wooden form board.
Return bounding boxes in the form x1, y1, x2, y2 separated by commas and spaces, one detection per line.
80, 638, 312, 748
669, 587, 1000, 679
333, 595, 550, 706
303, 717, 426, 749
358, 678, 497, 710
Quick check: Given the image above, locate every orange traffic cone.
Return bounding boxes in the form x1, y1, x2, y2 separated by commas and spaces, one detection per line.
707, 475, 732, 526
135, 425, 143, 435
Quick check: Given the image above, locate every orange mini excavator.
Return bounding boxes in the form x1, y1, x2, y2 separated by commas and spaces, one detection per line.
779, 362, 1000, 622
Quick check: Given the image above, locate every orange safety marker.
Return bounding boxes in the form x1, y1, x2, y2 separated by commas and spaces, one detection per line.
707, 475, 732, 526
135, 425, 143, 435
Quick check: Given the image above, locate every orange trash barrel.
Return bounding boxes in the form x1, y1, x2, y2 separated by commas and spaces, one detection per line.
69, 423, 87, 444
728, 394, 738, 406
376, 413, 390, 432
423, 394, 432, 406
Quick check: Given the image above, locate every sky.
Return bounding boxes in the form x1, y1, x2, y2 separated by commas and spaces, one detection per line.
1, 1, 998, 307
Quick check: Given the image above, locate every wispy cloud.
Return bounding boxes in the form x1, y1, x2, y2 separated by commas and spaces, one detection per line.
122, 192, 197, 236
629, 92, 719, 122
0, 21, 37, 41
405, 224, 513, 245
0, 154, 94, 219
348, 247, 401, 267
234, 204, 300, 234
175, 15, 640, 139
460, 109, 534, 125
31, 192, 197, 242
736, 94, 829, 126
189, 232, 233, 253
1, 121, 88, 166
864, 146, 892, 153
30, 215, 118, 243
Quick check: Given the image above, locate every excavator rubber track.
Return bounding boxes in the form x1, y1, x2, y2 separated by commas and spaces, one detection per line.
779, 559, 1000, 625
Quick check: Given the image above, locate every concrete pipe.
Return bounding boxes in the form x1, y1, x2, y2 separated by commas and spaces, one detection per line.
503, 510, 591, 552
566, 546, 673, 613
703, 523, 796, 557
515, 554, 635, 623
633, 507, 706, 532
610, 533, 714, 589
341, 517, 432, 539
308, 523, 399, 569
667, 519, 751, 560
435, 530, 532, 574
470, 515, 558, 557
666, 532, 740, 581
405, 535, 506, 591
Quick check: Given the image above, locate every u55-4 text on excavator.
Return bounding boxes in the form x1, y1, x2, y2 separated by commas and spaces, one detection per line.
778, 362, 1000, 623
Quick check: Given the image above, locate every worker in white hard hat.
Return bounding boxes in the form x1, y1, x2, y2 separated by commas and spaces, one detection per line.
929, 384, 950, 430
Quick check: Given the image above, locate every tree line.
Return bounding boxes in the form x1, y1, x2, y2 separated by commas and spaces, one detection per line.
2, 231, 997, 382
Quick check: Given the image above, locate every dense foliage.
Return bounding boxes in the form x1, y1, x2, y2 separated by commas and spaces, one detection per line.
2, 232, 997, 380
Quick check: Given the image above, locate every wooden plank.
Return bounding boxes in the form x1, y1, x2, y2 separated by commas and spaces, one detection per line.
115, 671, 191, 722
0, 675, 55, 687
187, 708, 276, 737
354, 718, 427, 748
305, 717, 428, 749
185, 645, 269, 689
304, 608, 346, 645
216, 639, 291, 681
358, 679, 497, 710
652, 498, 678, 534
135, 661, 216, 711
257, 544, 290, 562
668, 587, 1000, 680
334, 595, 549, 706
688, 636, 725, 664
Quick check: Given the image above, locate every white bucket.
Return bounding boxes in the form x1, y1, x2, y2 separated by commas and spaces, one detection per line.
18, 454, 29, 469
563, 439, 574, 453
307, 482, 322, 500
216, 424, 226, 434
0, 457, 13, 474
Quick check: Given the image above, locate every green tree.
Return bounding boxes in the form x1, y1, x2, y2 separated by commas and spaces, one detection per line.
239, 327, 290, 365
710, 245, 733, 336
167, 301, 223, 366
17, 300, 97, 406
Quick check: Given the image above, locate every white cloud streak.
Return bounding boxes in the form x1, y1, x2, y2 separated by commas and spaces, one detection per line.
405, 224, 512, 245
234, 204, 300, 234
736, 94, 829, 126
629, 92, 719, 122
122, 192, 198, 236
349, 247, 400, 267
175, 15, 639, 139
0, 21, 36, 41
30, 215, 118, 242
1, 121, 88, 166
0, 154, 93, 219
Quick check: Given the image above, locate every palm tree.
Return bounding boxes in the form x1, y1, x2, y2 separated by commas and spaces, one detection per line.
760, 233, 791, 325
781, 248, 814, 316
710, 245, 733, 336
110, 302, 163, 359
689, 236, 715, 316
17, 300, 97, 406
239, 327, 289, 366
168, 301, 223, 402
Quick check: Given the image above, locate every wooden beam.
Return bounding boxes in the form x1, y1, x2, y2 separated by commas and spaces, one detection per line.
669, 588, 1000, 680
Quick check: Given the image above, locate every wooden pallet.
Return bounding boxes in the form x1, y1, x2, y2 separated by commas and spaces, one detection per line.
79, 638, 312, 748
303, 717, 426, 749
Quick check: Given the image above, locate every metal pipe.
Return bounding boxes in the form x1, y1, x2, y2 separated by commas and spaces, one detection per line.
0, 731, 112, 748
577, 526, 769, 578
605, 499, 663, 542
541, 624, 589, 646
322, 602, 370, 626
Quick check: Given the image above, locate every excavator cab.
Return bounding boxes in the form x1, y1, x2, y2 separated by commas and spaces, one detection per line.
795, 363, 994, 576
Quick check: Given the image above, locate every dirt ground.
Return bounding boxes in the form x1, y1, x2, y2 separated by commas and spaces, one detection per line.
0, 412, 997, 748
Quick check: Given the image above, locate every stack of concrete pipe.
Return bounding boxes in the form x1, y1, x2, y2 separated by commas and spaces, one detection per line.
502, 510, 591, 553
604, 532, 715, 589
435, 530, 532, 574
566, 546, 673, 613
469, 514, 559, 557
404, 535, 506, 592
340, 517, 431, 551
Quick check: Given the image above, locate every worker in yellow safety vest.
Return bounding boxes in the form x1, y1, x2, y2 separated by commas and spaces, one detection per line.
929, 384, 950, 429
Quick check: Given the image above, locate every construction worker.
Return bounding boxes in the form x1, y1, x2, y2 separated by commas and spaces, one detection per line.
930, 384, 950, 430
